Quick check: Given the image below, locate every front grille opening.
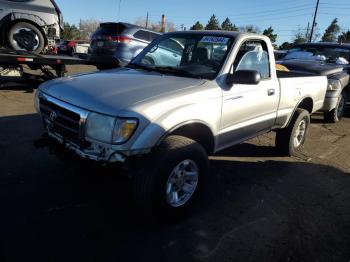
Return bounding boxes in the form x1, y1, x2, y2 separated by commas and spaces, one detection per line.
40, 97, 81, 144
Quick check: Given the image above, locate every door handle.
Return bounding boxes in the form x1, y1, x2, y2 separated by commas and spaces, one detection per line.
267, 89, 275, 96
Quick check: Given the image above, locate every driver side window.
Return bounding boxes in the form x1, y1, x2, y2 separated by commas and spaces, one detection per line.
234, 40, 270, 79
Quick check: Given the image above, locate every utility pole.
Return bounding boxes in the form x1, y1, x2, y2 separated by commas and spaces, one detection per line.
145, 12, 149, 28
305, 22, 310, 40
161, 14, 166, 33
309, 0, 320, 42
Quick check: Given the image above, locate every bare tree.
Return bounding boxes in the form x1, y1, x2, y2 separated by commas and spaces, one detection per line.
79, 19, 100, 40
134, 17, 176, 32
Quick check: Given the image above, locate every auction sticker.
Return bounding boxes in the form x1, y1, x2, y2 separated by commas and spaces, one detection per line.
200, 36, 229, 44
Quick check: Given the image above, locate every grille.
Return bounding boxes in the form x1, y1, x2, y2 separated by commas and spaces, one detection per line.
40, 97, 82, 145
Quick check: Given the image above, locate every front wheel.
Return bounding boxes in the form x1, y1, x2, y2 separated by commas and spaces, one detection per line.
275, 109, 310, 156
132, 135, 209, 219
7, 22, 45, 54
324, 91, 347, 123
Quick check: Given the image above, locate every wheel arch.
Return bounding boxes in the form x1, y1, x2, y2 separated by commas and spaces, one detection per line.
0, 15, 48, 46
159, 120, 216, 155
284, 97, 313, 128
297, 97, 314, 114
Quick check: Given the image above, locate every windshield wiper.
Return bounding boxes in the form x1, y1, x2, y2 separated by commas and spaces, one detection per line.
127, 63, 157, 72
153, 66, 202, 79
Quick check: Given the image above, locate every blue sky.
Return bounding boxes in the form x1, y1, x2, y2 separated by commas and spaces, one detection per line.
56, 0, 350, 45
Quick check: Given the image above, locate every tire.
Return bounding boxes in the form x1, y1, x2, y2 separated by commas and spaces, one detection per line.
324, 91, 347, 123
7, 22, 45, 54
275, 109, 310, 156
132, 135, 209, 219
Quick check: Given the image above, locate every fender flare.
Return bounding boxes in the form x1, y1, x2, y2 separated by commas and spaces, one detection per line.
285, 96, 313, 127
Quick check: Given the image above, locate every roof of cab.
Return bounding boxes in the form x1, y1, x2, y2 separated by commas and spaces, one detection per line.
165, 30, 265, 39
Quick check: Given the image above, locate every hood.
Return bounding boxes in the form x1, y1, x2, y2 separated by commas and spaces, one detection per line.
40, 68, 205, 116
278, 59, 345, 76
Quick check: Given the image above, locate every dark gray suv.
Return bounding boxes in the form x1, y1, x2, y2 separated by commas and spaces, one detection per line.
87, 22, 161, 70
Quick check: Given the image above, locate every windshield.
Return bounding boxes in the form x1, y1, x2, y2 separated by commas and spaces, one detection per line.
129, 34, 234, 80
283, 45, 350, 65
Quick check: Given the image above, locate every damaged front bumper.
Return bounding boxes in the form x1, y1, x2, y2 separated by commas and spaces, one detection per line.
40, 131, 151, 164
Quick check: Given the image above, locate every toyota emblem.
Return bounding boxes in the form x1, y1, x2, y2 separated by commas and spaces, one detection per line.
49, 111, 58, 121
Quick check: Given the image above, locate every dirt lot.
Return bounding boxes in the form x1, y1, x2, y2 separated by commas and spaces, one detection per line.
1, 66, 350, 262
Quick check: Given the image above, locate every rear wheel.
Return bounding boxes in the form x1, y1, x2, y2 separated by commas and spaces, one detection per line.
324, 91, 347, 123
132, 135, 208, 219
276, 109, 310, 156
7, 22, 45, 54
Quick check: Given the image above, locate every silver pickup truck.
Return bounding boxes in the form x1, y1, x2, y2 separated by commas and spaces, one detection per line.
35, 31, 327, 217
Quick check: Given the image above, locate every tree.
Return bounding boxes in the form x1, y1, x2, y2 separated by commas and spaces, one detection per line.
205, 14, 220, 30
321, 18, 340, 42
61, 22, 81, 40
134, 17, 176, 32
338, 31, 350, 43
293, 26, 307, 45
190, 21, 204, 30
221, 18, 237, 31
279, 42, 293, 50
79, 19, 100, 40
263, 26, 277, 44
239, 25, 261, 34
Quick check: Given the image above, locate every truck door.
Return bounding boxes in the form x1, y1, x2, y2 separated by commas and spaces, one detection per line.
218, 39, 280, 150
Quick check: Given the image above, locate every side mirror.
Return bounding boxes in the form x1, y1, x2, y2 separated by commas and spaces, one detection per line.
226, 70, 261, 86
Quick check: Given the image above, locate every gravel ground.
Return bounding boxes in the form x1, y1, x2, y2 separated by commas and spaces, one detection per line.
0, 65, 349, 262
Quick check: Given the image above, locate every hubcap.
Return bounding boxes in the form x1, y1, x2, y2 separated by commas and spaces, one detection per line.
294, 119, 307, 148
165, 159, 199, 208
12, 28, 40, 51
337, 95, 345, 119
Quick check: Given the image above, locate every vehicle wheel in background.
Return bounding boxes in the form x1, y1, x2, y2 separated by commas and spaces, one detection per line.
132, 135, 208, 220
7, 22, 45, 54
275, 109, 310, 156
324, 91, 347, 123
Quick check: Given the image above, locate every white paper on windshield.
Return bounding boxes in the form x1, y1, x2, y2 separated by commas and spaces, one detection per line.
199, 36, 229, 44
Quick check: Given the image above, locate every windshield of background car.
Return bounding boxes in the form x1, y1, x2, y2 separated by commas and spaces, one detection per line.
131, 34, 234, 80
283, 45, 350, 64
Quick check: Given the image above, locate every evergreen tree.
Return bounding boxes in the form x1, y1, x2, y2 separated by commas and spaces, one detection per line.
205, 15, 220, 30
190, 21, 204, 30
61, 22, 81, 40
263, 26, 277, 44
321, 18, 340, 42
221, 18, 234, 31
279, 42, 293, 50
338, 31, 350, 43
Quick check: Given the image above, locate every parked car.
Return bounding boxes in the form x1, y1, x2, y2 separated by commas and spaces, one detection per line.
57, 40, 90, 57
278, 42, 350, 122
0, 0, 63, 54
35, 31, 327, 218
57, 40, 76, 56
274, 50, 287, 60
87, 22, 161, 70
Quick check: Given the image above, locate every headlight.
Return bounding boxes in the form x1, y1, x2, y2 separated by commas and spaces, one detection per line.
327, 79, 341, 91
86, 113, 138, 144
86, 113, 116, 143
34, 89, 40, 113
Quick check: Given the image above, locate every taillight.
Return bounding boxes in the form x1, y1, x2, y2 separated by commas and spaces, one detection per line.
108, 36, 132, 43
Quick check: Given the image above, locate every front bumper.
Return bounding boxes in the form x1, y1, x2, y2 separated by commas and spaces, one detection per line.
45, 130, 151, 164
319, 90, 341, 112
